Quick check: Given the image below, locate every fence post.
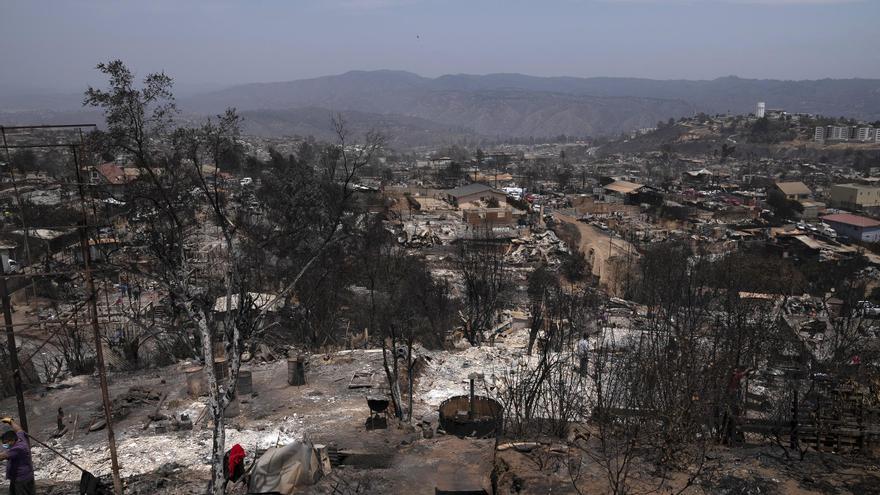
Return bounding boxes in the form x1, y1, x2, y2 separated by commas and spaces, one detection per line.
790, 389, 798, 450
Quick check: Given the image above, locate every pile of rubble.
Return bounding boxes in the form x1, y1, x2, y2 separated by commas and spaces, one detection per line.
34, 405, 304, 483
88, 386, 163, 432
416, 327, 534, 410
505, 230, 570, 265
391, 214, 465, 248
38, 462, 206, 495
241, 343, 281, 363
398, 226, 443, 248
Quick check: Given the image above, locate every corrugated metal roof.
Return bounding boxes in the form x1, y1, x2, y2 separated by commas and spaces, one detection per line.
822, 213, 880, 228
447, 183, 503, 198
603, 180, 644, 194
775, 181, 811, 196
794, 235, 824, 250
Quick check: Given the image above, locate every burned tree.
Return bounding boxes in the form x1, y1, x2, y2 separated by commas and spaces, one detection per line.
360, 218, 453, 420
456, 229, 510, 345
526, 265, 557, 355
499, 284, 597, 440
567, 242, 783, 494
85, 60, 381, 494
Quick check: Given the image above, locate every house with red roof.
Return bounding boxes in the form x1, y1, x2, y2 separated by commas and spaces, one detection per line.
91, 162, 127, 185
821, 213, 880, 243
89, 162, 139, 196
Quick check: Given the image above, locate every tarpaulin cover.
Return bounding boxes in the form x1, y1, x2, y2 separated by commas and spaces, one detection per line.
248, 441, 322, 495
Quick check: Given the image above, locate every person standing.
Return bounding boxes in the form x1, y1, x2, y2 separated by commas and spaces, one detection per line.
0, 418, 35, 495
722, 367, 751, 445
576, 332, 590, 375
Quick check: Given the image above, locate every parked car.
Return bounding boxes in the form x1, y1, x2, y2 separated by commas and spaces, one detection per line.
857, 301, 880, 317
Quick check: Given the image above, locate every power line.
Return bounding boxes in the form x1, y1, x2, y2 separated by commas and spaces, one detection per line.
0, 124, 96, 131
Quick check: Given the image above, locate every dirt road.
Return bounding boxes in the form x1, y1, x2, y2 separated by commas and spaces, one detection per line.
553, 212, 638, 291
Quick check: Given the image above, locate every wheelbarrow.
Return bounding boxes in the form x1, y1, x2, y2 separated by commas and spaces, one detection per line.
366, 396, 390, 429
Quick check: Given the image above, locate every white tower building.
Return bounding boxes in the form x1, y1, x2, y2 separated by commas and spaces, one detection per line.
756, 102, 766, 118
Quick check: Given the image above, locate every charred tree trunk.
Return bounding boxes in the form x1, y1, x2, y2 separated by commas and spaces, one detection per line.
382, 336, 404, 419
196, 314, 226, 495
407, 339, 414, 422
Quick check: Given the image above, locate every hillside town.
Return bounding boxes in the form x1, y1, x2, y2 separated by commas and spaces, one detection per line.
0, 53, 879, 495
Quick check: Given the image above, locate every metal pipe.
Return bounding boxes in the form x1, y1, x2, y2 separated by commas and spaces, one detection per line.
24, 431, 87, 473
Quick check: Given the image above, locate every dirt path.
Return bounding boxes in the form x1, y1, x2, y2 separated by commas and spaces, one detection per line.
553, 212, 638, 292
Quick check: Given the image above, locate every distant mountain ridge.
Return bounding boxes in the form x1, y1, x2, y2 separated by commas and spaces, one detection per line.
3, 71, 879, 146
238, 107, 481, 148
182, 70, 699, 140
184, 70, 880, 120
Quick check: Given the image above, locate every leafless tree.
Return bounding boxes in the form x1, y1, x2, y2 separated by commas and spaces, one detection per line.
361, 219, 453, 420
85, 60, 382, 494
456, 227, 510, 345
526, 265, 556, 356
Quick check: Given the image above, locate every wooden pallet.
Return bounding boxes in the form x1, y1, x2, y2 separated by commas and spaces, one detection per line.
348, 371, 375, 389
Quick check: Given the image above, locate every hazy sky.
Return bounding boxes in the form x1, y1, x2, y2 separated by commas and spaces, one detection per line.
2, 0, 878, 92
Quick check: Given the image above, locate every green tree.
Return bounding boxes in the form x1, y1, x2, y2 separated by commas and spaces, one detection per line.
720, 143, 735, 162
561, 249, 589, 283
766, 188, 803, 220
748, 117, 795, 144
556, 164, 573, 190
9, 150, 37, 172
852, 150, 871, 176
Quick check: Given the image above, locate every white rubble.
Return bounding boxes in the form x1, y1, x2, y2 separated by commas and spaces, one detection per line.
32, 405, 304, 482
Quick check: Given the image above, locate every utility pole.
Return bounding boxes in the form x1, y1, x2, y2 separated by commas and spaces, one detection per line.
79, 228, 123, 494
0, 262, 28, 434
73, 146, 123, 494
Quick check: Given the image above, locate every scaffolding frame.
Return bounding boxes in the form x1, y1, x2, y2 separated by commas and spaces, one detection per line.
0, 123, 123, 494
